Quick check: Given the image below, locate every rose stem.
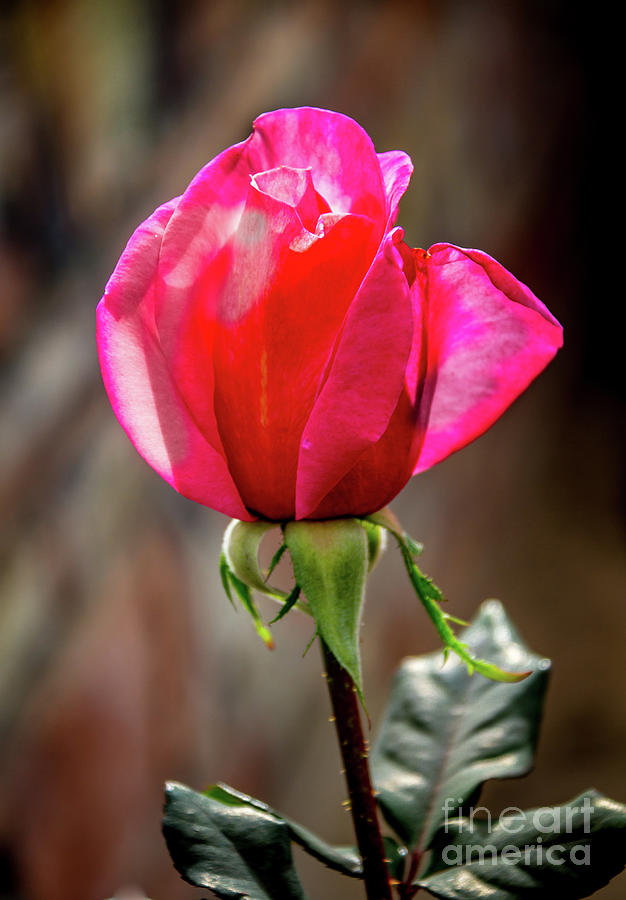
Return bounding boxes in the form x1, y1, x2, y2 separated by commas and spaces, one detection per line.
321, 640, 393, 900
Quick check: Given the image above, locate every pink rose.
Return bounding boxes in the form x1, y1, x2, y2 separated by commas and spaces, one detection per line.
96, 107, 562, 521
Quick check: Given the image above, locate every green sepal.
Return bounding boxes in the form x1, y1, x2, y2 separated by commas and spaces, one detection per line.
267, 542, 288, 579
284, 519, 369, 701
163, 781, 307, 899
219, 552, 274, 649
404, 534, 424, 558
365, 509, 530, 683
302, 628, 319, 658
269, 584, 301, 624
222, 519, 312, 620
219, 552, 236, 609
371, 600, 551, 852
360, 519, 388, 571
419, 789, 626, 899
205, 783, 364, 879
223, 519, 287, 601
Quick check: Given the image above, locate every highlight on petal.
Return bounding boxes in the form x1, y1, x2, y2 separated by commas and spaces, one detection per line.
152, 110, 385, 459
212, 181, 380, 521
152, 109, 393, 471
251, 166, 331, 232
96, 199, 252, 520
413, 244, 564, 474
153, 141, 256, 450
296, 228, 414, 520
249, 107, 387, 228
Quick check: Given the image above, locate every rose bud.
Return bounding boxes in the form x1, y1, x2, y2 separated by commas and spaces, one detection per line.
97, 107, 562, 522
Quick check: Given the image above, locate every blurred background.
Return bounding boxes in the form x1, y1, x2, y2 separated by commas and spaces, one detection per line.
0, 1, 623, 898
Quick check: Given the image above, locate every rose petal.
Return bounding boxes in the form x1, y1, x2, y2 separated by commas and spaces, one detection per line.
377, 150, 414, 229
413, 243, 564, 474
250, 107, 387, 227
154, 142, 254, 450
154, 109, 391, 461
96, 199, 252, 519
307, 387, 418, 519
296, 228, 414, 519
252, 166, 331, 231
212, 180, 380, 521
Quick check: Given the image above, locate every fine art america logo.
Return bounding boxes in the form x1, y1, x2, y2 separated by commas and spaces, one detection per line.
440, 796, 595, 866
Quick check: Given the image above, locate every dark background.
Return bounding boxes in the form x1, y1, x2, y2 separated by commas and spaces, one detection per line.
1, 2, 623, 899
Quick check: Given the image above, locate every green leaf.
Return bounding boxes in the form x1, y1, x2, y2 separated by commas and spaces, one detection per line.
286, 832, 361, 880
284, 519, 369, 699
419, 789, 626, 899
162, 781, 307, 899
371, 600, 551, 852
383, 835, 409, 882
205, 783, 363, 879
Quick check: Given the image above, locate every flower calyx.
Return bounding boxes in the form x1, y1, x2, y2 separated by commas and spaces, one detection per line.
221, 517, 388, 698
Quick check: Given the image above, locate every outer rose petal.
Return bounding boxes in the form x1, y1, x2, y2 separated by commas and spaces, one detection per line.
413, 243, 564, 474
308, 241, 428, 519
296, 228, 414, 520
212, 181, 380, 521
96, 199, 252, 520
154, 142, 253, 451
377, 150, 414, 229
308, 388, 418, 520
154, 108, 389, 452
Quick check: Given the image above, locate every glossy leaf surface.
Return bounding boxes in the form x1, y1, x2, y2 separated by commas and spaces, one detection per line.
371, 601, 550, 850
206, 783, 363, 878
162, 782, 306, 899
419, 790, 626, 899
